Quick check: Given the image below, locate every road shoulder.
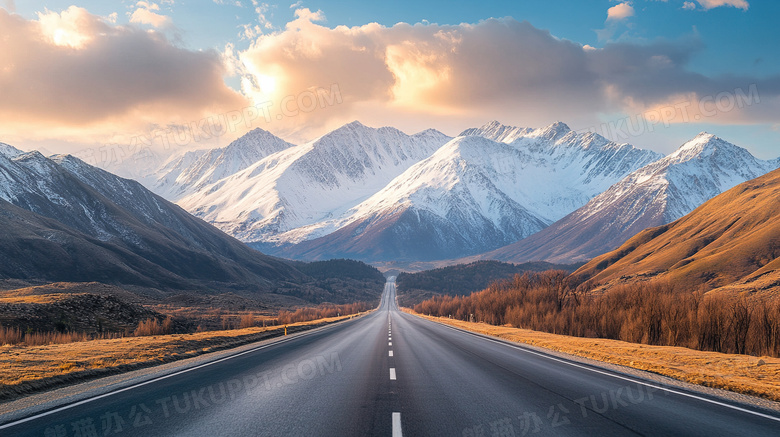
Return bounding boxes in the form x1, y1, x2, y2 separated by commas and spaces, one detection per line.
0, 313, 368, 426
404, 309, 780, 415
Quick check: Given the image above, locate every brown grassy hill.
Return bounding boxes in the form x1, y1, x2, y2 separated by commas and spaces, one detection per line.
574, 168, 780, 295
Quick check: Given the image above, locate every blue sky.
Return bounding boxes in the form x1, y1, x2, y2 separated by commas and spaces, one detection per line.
1, 0, 778, 159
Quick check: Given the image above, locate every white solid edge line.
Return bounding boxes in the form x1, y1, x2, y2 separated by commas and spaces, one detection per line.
389, 351, 393, 357
424, 315, 780, 424
392, 412, 403, 437
0, 316, 359, 430
389, 368, 397, 380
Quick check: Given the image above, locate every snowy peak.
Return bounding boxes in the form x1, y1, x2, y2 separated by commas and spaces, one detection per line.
650, 133, 774, 196
177, 121, 452, 244
11, 150, 62, 178
312, 121, 405, 151
152, 128, 295, 201
477, 133, 780, 265
530, 121, 572, 141
459, 120, 534, 143
223, 127, 294, 156
413, 128, 450, 142
293, 121, 452, 186
0, 142, 24, 158
667, 132, 747, 163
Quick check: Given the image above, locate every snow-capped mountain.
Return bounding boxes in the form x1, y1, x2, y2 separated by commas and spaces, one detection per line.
271, 122, 662, 261
479, 133, 779, 264
153, 128, 296, 201
0, 148, 304, 288
0, 142, 23, 158
459, 120, 534, 143
178, 121, 452, 243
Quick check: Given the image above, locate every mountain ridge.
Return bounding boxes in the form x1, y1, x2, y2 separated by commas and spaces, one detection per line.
474, 132, 778, 264
573, 166, 780, 296
262, 121, 662, 262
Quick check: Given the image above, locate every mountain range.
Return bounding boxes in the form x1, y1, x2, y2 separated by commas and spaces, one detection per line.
476, 133, 778, 264
271, 123, 662, 261
77, 120, 780, 266
132, 121, 673, 262
0, 144, 383, 305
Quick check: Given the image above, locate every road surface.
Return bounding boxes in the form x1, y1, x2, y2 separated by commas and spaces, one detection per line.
3, 278, 779, 436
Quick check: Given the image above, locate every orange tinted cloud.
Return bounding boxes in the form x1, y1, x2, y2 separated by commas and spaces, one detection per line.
1, 6, 777, 154
236, 9, 780, 140
0, 7, 245, 148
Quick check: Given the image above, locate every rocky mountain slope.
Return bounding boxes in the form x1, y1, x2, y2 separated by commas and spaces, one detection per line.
477, 133, 778, 264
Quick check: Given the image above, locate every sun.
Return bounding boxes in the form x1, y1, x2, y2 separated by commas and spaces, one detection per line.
256, 74, 278, 95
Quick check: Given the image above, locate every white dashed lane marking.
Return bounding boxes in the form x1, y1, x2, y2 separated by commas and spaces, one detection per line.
392, 412, 403, 437
389, 350, 393, 357
389, 368, 396, 380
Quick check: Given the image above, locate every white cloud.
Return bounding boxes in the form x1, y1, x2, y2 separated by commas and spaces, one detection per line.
136, 1, 160, 11
37, 6, 98, 48
695, 0, 749, 10
607, 2, 635, 21
255, 2, 274, 30
130, 1, 172, 29
682, 2, 697, 10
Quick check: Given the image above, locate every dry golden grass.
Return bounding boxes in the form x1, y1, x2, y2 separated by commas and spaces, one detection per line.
406, 309, 780, 402
576, 170, 780, 294
0, 312, 367, 401
0, 294, 70, 304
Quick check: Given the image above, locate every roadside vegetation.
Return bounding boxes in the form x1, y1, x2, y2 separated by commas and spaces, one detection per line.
414, 271, 780, 358
278, 302, 372, 324
0, 312, 370, 401
396, 260, 580, 306
0, 301, 373, 347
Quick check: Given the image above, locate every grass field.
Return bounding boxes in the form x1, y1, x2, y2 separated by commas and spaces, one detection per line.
407, 309, 780, 402
0, 312, 368, 402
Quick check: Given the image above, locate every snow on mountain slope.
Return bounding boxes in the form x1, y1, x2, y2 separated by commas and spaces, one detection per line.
0, 149, 194, 243
150, 148, 208, 195
273, 122, 663, 261
478, 132, 779, 264
459, 120, 534, 143
178, 121, 451, 243
99, 147, 173, 189
153, 128, 295, 201
385, 122, 660, 221
0, 148, 305, 288
0, 142, 23, 158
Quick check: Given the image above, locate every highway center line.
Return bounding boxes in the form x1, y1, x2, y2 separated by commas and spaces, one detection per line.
392, 412, 403, 437
389, 368, 397, 380
389, 342, 392, 346
389, 350, 393, 357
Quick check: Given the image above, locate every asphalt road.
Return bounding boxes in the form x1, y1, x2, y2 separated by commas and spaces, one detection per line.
3, 278, 779, 436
